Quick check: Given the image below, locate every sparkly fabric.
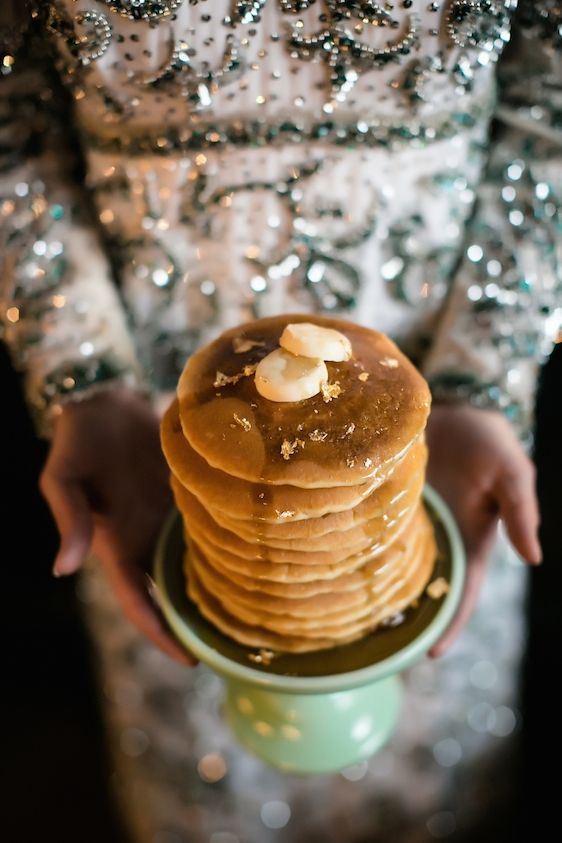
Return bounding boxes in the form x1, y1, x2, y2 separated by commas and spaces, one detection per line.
424, 1, 562, 433
0, 3, 559, 839
0, 0, 560, 434
0, 42, 143, 434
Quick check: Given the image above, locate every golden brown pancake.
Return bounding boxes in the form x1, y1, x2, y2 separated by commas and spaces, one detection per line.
177, 314, 431, 487
207, 463, 424, 544
183, 501, 421, 585
162, 315, 436, 653
161, 399, 417, 522
188, 506, 430, 615
172, 476, 417, 566
186, 517, 435, 651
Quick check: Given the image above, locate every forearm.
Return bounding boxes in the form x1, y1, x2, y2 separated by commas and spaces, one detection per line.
0, 35, 143, 436
422, 0, 562, 441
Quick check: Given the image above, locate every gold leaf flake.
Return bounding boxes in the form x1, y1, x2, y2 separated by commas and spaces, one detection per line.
280, 438, 305, 460
344, 423, 355, 436
309, 429, 328, 442
358, 371, 370, 382
213, 364, 257, 388
232, 336, 265, 354
321, 381, 342, 402
233, 413, 251, 432
248, 648, 277, 665
214, 370, 234, 388
426, 577, 450, 599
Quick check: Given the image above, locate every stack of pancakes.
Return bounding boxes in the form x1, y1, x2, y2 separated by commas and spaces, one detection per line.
161, 315, 436, 654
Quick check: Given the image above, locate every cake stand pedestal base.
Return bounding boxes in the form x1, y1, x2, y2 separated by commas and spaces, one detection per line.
224, 675, 401, 774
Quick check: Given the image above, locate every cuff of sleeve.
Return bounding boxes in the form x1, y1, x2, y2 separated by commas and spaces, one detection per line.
29, 354, 149, 439
427, 371, 533, 445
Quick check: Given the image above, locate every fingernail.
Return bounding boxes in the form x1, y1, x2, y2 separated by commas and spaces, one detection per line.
52, 560, 68, 577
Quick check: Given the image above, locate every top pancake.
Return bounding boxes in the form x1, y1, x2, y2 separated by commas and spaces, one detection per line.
177, 315, 431, 488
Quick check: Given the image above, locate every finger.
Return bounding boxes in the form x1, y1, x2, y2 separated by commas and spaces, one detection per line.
95, 537, 196, 666
494, 465, 542, 564
126, 586, 196, 666
127, 594, 197, 666
429, 522, 497, 658
40, 472, 93, 576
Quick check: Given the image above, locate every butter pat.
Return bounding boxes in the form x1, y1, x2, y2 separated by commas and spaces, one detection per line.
255, 348, 328, 402
280, 322, 352, 362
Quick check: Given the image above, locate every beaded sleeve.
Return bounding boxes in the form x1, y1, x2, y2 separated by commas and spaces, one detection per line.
0, 37, 143, 437
422, 0, 562, 437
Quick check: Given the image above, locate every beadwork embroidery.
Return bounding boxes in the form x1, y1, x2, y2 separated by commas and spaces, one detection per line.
287, 1, 420, 104
177, 159, 376, 311
74, 11, 112, 64
102, 0, 184, 21
135, 36, 244, 109
445, 0, 514, 50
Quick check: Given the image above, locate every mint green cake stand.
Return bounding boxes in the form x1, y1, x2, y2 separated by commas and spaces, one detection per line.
154, 485, 465, 775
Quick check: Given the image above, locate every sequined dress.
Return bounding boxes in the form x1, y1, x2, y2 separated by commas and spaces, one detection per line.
1, 2, 561, 841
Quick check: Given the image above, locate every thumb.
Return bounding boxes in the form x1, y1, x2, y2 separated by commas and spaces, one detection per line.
94, 530, 196, 666
429, 556, 486, 658
40, 472, 93, 576
429, 523, 496, 658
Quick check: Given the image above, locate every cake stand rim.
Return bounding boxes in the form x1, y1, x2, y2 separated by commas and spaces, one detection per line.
153, 484, 465, 694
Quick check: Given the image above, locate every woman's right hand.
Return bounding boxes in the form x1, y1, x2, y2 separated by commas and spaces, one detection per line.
40, 387, 196, 666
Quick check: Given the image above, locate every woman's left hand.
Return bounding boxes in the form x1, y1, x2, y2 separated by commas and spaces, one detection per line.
425, 403, 542, 657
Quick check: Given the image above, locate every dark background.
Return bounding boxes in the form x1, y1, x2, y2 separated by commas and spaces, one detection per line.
1, 340, 560, 843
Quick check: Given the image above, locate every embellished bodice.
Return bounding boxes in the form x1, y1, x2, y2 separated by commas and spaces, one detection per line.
38, 1, 518, 374
47, 0, 513, 150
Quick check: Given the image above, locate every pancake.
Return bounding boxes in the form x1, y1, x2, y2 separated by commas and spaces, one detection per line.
189, 506, 431, 617
187, 542, 397, 598
172, 471, 418, 553
162, 314, 437, 653
184, 501, 420, 584
172, 476, 417, 566
190, 533, 430, 633
161, 400, 414, 522
206, 461, 425, 543
186, 501, 426, 594
186, 522, 435, 652
177, 314, 431, 488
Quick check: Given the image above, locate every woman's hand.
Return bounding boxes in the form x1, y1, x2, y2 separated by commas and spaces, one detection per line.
40, 388, 195, 665
426, 403, 541, 657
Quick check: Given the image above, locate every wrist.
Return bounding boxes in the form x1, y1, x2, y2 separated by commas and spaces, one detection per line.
53, 382, 153, 429
25, 349, 147, 439
427, 372, 530, 439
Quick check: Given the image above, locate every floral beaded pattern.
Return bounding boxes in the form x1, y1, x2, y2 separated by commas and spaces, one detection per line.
0, 0, 560, 436
44, 0, 517, 130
